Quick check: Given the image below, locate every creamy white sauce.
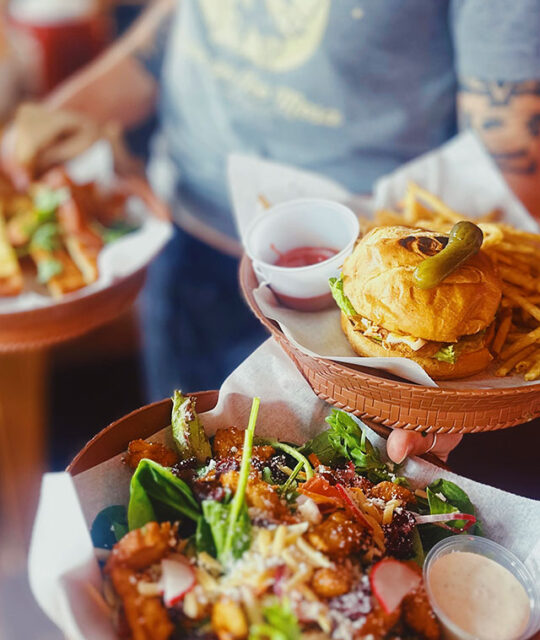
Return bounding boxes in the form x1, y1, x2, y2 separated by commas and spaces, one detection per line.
428, 551, 530, 640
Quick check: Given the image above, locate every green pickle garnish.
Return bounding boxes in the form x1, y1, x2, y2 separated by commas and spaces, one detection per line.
413, 221, 484, 290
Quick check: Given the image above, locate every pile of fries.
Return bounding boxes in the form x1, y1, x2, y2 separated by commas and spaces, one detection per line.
0, 169, 133, 299
366, 183, 540, 382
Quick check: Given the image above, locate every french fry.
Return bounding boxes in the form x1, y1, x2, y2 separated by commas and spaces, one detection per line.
495, 343, 538, 377
258, 194, 271, 210
484, 318, 496, 347
30, 247, 86, 298
477, 223, 504, 247
515, 359, 532, 374
64, 235, 100, 284
499, 224, 540, 243
491, 311, 512, 355
403, 187, 417, 224
403, 185, 439, 225
408, 183, 464, 223
371, 185, 540, 379
515, 346, 540, 374
497, 240, 538, 255
419, 216, 452, 233
503, 287, 540, 323
0, 207, 24, 296
524, 354, 540, 381
489, 249, 532, 271
499, 326, 540, 361
498, 265, 540, 293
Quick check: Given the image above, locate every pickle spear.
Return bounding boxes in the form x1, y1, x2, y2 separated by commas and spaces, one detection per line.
413, 221, 484, 289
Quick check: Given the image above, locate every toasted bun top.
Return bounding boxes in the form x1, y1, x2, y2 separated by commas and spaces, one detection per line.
342, 226, 502, 342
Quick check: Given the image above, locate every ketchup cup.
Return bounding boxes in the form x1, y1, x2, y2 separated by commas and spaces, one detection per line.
245, 198, 359, 311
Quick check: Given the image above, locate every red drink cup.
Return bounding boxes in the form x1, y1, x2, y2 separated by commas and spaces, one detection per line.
8, 0, 110, 94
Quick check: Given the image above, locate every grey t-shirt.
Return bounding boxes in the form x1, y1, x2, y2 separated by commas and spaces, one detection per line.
146, 0, 540, 246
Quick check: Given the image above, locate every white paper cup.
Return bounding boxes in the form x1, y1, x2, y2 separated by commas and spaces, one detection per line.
424, 536, 540, 640
245, 198, 359, 311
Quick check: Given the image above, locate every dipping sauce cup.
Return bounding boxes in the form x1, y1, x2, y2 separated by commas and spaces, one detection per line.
245, 198, 359, 311
424, 536, 539, 640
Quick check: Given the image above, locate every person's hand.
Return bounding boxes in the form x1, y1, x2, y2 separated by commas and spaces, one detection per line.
386, 429, 462, 464
1, 103, 100, 189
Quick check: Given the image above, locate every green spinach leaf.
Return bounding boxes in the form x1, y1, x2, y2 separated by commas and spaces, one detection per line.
200, 499, 251, 561
91, 505, 128, 549
100, 220, 139, 244
420, 478, 481, 549
300, 429, 343, 466
128, 458, 200, 530
195, 513, 217, 557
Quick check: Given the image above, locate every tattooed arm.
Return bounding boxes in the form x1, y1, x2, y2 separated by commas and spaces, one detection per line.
458, 78, 540, 217
45, 0, 177, 127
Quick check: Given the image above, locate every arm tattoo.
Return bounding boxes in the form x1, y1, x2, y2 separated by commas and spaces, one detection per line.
459, 78, 540, 107
459, 78, 540, 176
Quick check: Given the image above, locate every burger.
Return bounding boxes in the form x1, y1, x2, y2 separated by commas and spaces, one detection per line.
330, 226, 503, 380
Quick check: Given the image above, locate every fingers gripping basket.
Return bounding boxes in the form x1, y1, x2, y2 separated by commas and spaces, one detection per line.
239, 255, 540, 434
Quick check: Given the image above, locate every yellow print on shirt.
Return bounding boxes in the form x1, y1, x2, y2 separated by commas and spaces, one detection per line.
198, 0, 331, 73
182, 36, 343, 126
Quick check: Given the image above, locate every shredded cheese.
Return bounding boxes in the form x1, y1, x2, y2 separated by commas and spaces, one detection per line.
296, 537, 332, 568
382, 499, 402, 525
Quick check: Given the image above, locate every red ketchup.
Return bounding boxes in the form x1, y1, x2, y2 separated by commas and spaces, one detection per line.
272, 245, 338, 268
271, 245, 339, 311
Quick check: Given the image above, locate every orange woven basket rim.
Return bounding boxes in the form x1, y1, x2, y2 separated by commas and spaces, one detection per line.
0, 263, 146, 320
239, 255, 540, 398
68, 391, 448, 475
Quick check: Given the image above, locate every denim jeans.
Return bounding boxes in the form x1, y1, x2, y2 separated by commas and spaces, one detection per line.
139, 225, 267, 401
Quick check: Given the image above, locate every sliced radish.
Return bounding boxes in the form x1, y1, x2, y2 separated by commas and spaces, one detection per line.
335, 484, 372, 530
370, 558, 421, 614
161, 554, 196, 607
414, 512, 476, 532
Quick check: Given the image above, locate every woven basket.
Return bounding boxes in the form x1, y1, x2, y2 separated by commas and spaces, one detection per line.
68, 391, 446, 475
239, 256, 540, 434
0, 176, 170, 352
